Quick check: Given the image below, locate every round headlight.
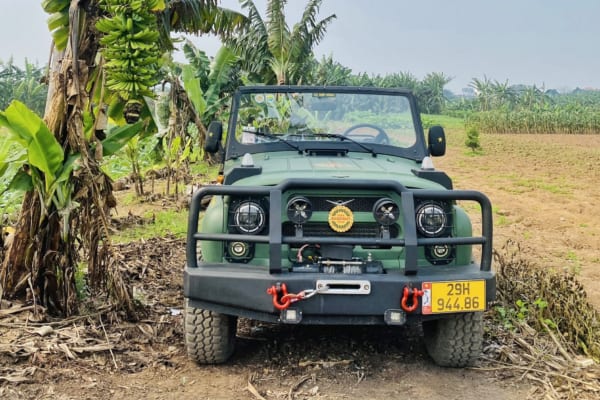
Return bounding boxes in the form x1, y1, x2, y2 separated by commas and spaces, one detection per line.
233, 201, 266, 234
287, 196, 312, 224
372, 198, 399, 226
415, 202, 447, 237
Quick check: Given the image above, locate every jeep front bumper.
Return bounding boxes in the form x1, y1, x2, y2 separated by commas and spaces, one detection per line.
184, 262, 495, 324
185, 178, 495, 324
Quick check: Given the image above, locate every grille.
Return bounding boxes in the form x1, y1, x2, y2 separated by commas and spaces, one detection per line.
283, 222, 400, 238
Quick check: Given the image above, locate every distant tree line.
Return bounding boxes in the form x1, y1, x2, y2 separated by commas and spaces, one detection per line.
0, 59, 47, 116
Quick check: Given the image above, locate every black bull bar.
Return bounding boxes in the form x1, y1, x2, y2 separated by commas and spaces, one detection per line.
186, 178, 493, 274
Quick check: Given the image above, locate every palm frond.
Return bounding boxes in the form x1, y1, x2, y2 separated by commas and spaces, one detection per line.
181, 64, 207, 116
182, 40, 211, 92
266, 0, 290, 60
207, 46, 237, 87
211, 8, 248, 39
239, 0, 267, 38
157, 0, 245, 50
294, 13, 336, 47
229, 0, 269, 79
298, 0, 321, 28
289, 13, 335, 81
200, 47, 237, 121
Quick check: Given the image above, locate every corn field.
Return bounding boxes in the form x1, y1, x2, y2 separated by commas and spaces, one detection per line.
466, 107, 600, 134
457, 78, 600, 134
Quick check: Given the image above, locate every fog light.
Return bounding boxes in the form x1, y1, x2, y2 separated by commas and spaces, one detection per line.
425, 244, 455, 265
384, 309, 407, 325
280, 308, 302, 324
227, 241, 251, 260
433, 244, 450, 258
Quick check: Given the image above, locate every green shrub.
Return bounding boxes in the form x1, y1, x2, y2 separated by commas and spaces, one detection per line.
465, 126, 481, 152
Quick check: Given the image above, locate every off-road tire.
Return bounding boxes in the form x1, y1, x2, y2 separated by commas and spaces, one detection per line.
423, 311, 483, 367
184, 299, 237, 364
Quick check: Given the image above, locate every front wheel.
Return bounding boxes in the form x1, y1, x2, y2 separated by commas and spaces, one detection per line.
423, 312, 483, 367
184, 299, 237, 364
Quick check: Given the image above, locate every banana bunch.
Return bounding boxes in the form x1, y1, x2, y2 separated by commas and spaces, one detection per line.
42, 0, 70, 50
96, 0, 165, 101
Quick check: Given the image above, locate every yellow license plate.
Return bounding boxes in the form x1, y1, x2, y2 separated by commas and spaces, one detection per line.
421, 280, 486, 314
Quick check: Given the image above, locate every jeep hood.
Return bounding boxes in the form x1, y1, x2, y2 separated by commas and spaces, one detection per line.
224, 151, 445, 190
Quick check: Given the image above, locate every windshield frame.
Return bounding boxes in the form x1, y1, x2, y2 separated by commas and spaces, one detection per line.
225, 86, 429, 161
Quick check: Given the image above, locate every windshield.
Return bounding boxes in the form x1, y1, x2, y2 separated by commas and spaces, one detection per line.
228, 87, 423, 158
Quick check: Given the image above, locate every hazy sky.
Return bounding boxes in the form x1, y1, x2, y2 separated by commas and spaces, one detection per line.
3, 0, 600, 92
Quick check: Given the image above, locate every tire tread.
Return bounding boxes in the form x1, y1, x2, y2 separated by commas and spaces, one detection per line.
424, 312, 483, 367
184, 299, 236, 364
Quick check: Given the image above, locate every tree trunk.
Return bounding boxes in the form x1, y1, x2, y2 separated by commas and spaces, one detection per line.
0, 193, 40, 299
0, 48, 80, 314
0, 0, 133, 316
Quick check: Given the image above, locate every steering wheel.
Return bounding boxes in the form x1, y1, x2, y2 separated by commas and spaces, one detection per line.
343, 123, 390, 145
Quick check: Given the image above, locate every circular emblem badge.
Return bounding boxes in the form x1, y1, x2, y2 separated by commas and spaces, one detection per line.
328, 205, 354, 233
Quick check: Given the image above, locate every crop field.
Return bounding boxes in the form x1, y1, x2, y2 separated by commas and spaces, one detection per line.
1, 120, 600, 399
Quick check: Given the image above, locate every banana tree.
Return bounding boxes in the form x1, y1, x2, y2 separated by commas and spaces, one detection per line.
149, 40, 237, 184
227, 0, 336, 85
181, 41, 238, 126
0, 0, 244, 316
469, 76, 494, 112
415, 72, 452, 114
305, 54, 352, 86
0, 101, 142, 314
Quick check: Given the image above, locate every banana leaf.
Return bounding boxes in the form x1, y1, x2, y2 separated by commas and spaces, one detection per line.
182, 64, 206, 117
100, 121, 144, 156
0, 101, 64, 180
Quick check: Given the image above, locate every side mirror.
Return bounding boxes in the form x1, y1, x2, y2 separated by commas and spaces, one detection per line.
204, 121, 223, 154
428, 125, 446, 157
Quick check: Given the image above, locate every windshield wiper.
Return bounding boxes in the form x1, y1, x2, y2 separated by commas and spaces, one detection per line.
244, 129, 302, 153
309, 133, 378, 157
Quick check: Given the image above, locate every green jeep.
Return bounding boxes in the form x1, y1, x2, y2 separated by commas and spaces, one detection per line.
184, 86, 494, 367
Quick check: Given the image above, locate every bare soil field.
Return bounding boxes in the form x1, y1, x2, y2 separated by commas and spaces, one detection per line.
439, 133, 600, 307
1, 132, 599, 399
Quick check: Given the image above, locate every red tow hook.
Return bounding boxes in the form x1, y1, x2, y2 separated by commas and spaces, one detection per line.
401, 286, 424, 313
267, 283, 310, 310
267, 283, 293, 310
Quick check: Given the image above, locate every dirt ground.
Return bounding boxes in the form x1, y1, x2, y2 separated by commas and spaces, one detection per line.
439, 133, 600, 308
1, 133, 599, 399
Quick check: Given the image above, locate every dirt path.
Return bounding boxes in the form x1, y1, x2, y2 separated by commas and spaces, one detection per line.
4, 327, 531, 400
94, 356, 528, 400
